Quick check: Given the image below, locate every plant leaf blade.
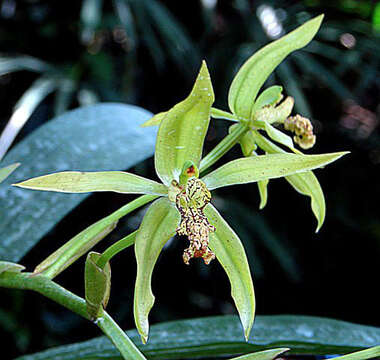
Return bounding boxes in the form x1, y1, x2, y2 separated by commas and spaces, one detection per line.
0, 163, 20, 184
15, 315, 380, 360
0, 103, 157, 262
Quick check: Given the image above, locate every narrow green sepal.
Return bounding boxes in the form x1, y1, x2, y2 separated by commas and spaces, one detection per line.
134, 198, 180, 344
205, 204, 255, 342
85, 251, 111, 320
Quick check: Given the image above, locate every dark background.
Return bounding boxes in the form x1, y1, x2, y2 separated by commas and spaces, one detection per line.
0, 0, 379, 358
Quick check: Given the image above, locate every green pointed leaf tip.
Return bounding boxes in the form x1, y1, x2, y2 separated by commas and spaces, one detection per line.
15, 315, 380, 360
155, 61, 215, 186
228, 14, 324, 119
202, 151, 348, 190
0, 163, 20, 184
134, 198, 180, 344
85, 252, 111, 319
205, 205, 255, 341
14, 171, 168, 196
231, 348, 289, 360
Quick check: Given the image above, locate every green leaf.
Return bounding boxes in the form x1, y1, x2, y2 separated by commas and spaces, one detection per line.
205, 205, 255, 341
155, 61, 214, 186
85, 251, 111, 319
202, 152, 348, 190
252, 131, 326, 231
230, 348, 289, 360
228, 15, 323, 119
0, 163, 20, 184
15, 315, 380, 360
251, 86, 283, 115
328, 346, 380, 360
14, 171, 167, 196
141, 111, 167, 127
0, 77, 58, 160
0, 261, 25, 275
0, 103, 157, 263
134, 198, 180, 344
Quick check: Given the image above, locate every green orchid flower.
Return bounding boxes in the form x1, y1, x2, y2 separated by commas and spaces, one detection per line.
14, 15, 348, 345
14, 61, 346, 343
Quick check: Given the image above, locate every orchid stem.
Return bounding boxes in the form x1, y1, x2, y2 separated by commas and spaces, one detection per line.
200, 122, 249, 173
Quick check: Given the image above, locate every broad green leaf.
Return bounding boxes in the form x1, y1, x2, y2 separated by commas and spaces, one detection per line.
251, 86, 283, 115
134, 198, 180, 344
328, 346, 380, 360
230, 348, 289, 360
228, 15, 323, 119
14, 171, 167, 196
16, 315, 380, 360
155, 61, 214, 185
0, 77, 58, 160
0, 163, 20, 184
205, 205, 255, 341
257, 179, 269, 210
202, 152, 348, 190
0, 103, 157, 262
0, 261, 25, 275
85, 251, 111, 319
141, 111, 168, 127
252, 131, 326, 231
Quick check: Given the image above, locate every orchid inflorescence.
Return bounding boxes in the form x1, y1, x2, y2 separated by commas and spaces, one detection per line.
13, 14, 348, 345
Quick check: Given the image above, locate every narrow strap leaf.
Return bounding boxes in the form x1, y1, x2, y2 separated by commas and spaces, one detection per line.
13, 171, 168, 196
230, 348, 289, 360
228, 15, 323, 119
202, 151, 348, 190
205, 204, 255, 341
155, 61, 215, 185
134, 198, 180, 344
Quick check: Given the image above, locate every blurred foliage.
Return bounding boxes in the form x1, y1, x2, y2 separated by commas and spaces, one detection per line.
0, 0, 379, 359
